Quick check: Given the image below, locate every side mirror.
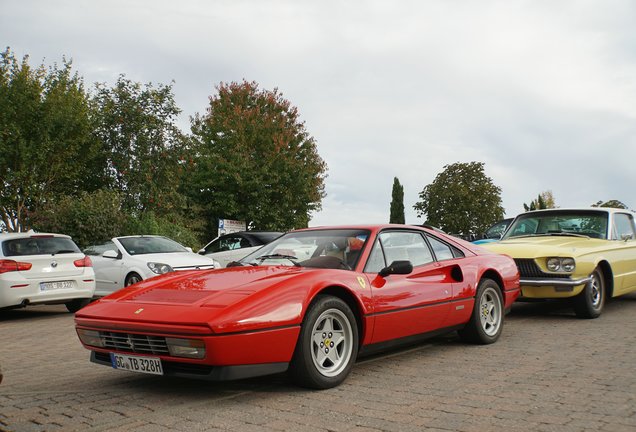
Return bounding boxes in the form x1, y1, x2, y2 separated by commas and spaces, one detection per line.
185, 247, 193, 253
197, 248, 205, 255
102, 250, 119, 259
379, 260, 413, 277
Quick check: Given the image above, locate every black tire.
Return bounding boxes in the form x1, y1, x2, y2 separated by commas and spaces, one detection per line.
574, 267, 605, 319
458, 278, 504, 344
125, 272, 143, 287
290, 296, 358, 389
65, 298, 91, 313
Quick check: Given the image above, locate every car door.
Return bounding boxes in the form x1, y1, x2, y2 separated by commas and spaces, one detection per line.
88, 241, 125, 296
610, 212, 636, 294
364, 230, 452, 344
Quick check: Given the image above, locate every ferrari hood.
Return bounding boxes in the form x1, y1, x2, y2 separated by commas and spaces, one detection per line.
75, 265, 314, 331
482, 236, 606, 258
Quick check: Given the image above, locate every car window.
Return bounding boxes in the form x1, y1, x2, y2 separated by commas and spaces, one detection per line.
118, 237, 187, 255
206, 236, 243, 253
426, 235, 457, 261
504, 211, 609, 239
612, 213, 636, 240
2, 237, 80, 257
84, 241, 118, 256
365, 232, 433, 273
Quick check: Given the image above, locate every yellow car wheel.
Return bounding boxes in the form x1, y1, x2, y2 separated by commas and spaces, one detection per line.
574, 267, 605, 319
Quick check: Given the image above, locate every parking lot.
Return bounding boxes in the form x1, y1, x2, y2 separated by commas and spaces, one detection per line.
1, 296, 636, 432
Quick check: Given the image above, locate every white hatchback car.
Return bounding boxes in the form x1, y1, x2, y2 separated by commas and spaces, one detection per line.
0, 232, 96, 312
85, 235, 221, 297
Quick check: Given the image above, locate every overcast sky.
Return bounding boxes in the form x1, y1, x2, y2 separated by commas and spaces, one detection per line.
2, 0, 635, 227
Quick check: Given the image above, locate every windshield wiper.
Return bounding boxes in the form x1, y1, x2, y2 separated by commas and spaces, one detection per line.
52, 249, 76, 255
257, 254, 301, 267
509, 232, 590, 239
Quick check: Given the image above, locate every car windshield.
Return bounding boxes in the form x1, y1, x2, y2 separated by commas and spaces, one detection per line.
2, 236, 81, 257
503, 211, 608, 239
118, 237, 188, 255
241, 229, 370, 270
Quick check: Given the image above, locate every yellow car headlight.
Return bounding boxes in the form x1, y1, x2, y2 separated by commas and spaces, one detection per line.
546, 257, 575, 273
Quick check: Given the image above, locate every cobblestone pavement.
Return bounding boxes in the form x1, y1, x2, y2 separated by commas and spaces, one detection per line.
1, 294, 636, 432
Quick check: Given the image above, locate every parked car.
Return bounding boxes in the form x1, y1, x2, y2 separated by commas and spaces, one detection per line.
198, 231, 282, 267
84, 235, 220, 297
482, 208, 636, 318
0, 231, 95, 312
75, 225, 519, 389
473, 218, 513, 245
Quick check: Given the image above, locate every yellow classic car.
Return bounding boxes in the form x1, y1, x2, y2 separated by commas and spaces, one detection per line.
482, 208, 636, 318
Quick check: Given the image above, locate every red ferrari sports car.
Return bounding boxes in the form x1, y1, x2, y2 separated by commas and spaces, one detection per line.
75, 225, 520, 388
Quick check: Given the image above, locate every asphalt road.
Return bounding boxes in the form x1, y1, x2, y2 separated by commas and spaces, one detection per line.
1, 295, 636, 432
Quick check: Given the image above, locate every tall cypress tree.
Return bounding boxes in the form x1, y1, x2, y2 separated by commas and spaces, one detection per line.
390, 177, 405, 224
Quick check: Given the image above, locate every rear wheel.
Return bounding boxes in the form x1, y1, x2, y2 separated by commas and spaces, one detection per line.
458, 278, 504, 344
290, 296, 358, 389
574, 267, 605, 319
65, 298, 91, 313
125, 272, 142, 287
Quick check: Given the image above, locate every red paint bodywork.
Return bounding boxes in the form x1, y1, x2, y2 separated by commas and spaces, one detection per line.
75, 225, 520, 375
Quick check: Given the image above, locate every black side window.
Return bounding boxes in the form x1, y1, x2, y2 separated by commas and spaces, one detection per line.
426, 235, 458, 261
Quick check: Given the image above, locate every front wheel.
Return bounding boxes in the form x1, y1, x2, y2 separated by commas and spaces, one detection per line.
290, 296, 358, 389
458, 278, 504, 344
125, 272, 142, 287
574, 267, 605, 319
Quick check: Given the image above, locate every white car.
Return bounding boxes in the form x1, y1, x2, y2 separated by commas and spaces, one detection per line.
198, 231, 282, 267
0, 232, 95, 312
85, 235, 221, 297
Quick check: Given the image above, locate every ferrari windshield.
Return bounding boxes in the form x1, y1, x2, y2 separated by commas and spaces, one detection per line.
241, 229, 370, 270
503, 210, 608, 240
118, 236, 188, 255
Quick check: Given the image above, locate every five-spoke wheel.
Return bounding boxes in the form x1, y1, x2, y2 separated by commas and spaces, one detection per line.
290, 296, 358, 389
459, 278, 504, 344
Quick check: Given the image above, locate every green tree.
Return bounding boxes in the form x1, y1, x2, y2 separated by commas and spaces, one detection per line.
92, 75, 187, 217
524, 190, 556, 211
0, 48, 101, 232
30, 190, 127, 249
413, 162, 504, 236
389, 177, 405, 224
591, 199, 628, 209
190, 80, 327, 235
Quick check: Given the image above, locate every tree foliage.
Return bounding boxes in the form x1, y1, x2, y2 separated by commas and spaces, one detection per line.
30, 190, 127, 249
0, 48, 100, 232
524, 190, 556, 211
92, 76, 187, 216
389, 177, 405, 224
592, 199, 628, 209
413, 162, 504, 236
190, 80, 327, 235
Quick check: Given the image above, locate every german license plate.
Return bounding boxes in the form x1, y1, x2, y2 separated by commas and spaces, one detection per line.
109, 353, 163, 375
40, 280, 75, 291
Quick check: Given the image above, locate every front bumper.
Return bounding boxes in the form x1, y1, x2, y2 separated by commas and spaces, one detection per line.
90, 351, 289, 381
518, 276, 591, 299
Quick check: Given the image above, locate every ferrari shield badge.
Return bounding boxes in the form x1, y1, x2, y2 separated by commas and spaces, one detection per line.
356, 276, 367, 289
134, 308, 144, 314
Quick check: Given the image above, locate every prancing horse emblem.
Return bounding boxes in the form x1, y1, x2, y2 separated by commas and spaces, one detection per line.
134, 308, 144, 314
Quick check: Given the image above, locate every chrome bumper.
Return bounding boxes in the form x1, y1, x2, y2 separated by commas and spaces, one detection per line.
519, 276, 593, 292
